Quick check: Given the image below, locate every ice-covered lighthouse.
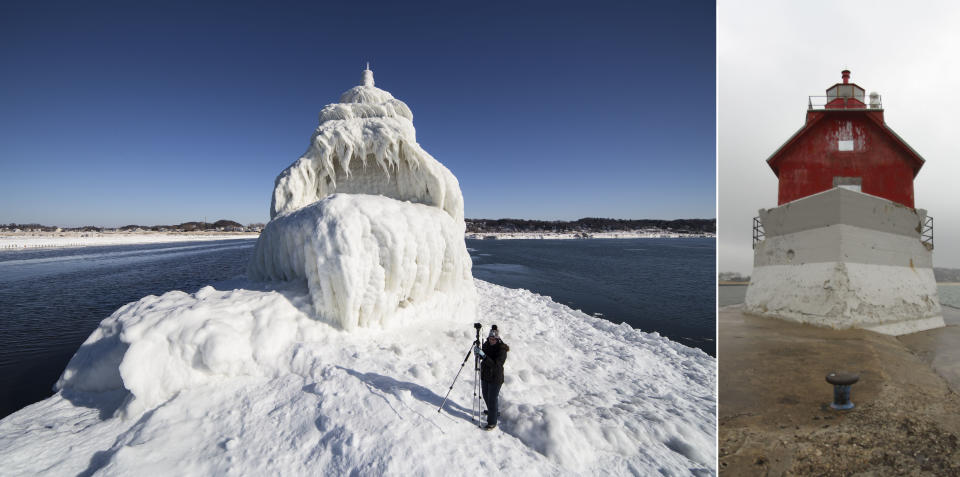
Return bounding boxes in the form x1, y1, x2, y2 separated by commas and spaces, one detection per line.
745, 69, 943, 335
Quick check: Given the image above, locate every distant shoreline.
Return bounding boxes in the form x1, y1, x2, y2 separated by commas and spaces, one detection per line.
1, 229, 719, 250
720, 280, 960, 286
0, 231, 259, 250
466, 232, 715, 240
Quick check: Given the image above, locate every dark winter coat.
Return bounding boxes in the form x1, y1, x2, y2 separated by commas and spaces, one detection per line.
480, 339, 509, 385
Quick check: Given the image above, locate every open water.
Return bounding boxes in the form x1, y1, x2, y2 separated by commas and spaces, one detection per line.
468, 238, 716, 356
0, 237, 715, 419
0, 239, 258, 419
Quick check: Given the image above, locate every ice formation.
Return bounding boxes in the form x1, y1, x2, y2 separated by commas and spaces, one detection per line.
248, 194, 474, 330
270, 68, 463, 222
250, 68, 474, 328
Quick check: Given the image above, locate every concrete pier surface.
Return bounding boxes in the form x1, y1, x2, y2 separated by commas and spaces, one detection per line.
719, 305, 960, 476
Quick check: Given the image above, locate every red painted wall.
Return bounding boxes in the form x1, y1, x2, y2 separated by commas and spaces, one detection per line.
775, 113, 916, 207
825, 98, 865, 109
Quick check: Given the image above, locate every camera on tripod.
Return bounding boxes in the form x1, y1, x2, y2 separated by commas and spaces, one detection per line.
440, 322, 489, 417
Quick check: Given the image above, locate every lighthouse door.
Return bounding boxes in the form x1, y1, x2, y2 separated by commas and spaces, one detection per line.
833, 176, 862, 193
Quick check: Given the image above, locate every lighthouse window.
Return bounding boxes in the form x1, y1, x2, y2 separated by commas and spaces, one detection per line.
838, 139, 854, 151
826, 85, 865, 103
833, 176, 862, 192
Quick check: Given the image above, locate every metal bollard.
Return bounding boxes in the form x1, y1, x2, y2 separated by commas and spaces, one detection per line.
826, 372, 860, 410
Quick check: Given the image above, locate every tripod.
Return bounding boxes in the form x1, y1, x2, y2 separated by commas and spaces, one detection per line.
438, 323, 484, 427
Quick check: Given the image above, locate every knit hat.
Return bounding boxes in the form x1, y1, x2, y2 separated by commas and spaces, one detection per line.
488, 328, 499, 339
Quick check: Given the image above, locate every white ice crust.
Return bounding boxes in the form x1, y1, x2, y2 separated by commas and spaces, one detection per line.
249, 194, 475, 330
0, 280, 716, 475
270, 69, 464, 222
746, 262, 944, 334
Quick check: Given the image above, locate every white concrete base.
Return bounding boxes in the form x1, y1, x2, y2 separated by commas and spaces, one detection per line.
863, 316, 945, 336
745, 262, 943, 335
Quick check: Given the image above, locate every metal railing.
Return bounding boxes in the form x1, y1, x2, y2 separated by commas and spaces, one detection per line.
752, 216, 765, 249
922, 215, 934, 250
808, 95, 882, 110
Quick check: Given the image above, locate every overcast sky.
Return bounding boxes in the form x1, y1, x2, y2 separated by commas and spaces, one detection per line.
719, 0, 960, 273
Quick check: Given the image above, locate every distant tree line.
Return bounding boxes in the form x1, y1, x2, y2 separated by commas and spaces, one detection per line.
935, 268, 960, 283
718, 272, 750, 283
1, 220, 265, 233
465, 218, 716, 234
1, 223, 60, 232
119, 220, 247, 232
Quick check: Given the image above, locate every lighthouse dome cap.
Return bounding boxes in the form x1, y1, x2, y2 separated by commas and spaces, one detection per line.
318, 66, 414, 123
269, 65, 465, 225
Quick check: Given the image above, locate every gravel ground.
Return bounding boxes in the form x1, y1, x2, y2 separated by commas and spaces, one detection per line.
719, 305, 960, 476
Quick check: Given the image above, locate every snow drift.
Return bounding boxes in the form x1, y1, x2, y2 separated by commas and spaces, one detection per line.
0, 279, 716, 475
248, 194, 474, 330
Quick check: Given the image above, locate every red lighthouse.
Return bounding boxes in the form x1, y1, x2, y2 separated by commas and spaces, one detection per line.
746, 69, 942, 335
766, 70, 924, 207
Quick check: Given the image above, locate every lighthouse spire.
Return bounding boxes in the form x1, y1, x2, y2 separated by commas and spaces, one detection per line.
362, 62, 374, 87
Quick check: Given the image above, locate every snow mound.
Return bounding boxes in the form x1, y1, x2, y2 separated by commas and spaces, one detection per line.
248, 194, 475, 330
1, 280, 715, 476
270, 68, 463, 222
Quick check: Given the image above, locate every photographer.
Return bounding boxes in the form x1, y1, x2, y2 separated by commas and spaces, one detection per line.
474, 326, 510, 430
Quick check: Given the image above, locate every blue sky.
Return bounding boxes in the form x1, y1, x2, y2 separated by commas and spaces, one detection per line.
1, 0, 716, 227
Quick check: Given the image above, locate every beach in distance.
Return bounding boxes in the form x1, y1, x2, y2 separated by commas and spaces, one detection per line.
0, 231, 260, 249
1, 229, 714, 250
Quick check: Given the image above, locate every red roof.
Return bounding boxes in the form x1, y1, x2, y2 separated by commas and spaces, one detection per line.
765, 110, 925, 177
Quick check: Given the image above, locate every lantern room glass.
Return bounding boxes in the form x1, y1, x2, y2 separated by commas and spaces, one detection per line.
827, 84, 865, 102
